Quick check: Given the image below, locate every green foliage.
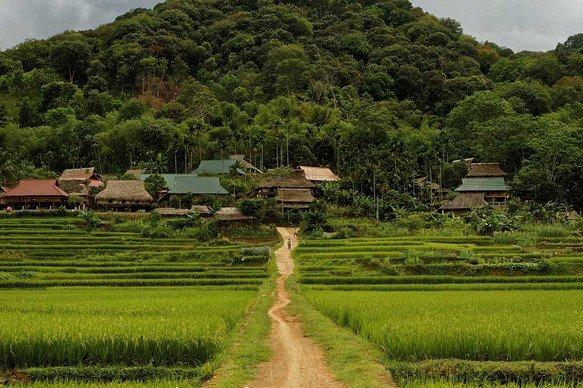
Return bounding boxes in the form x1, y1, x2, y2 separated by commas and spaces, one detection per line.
464, 207, 516, 236
0, 0, 580, 209
77, 211, 102, 229
144, 173, 165, 197
301, 201, 329, 233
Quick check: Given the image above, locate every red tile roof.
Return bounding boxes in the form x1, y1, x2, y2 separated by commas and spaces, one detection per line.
3, 180, 68, 197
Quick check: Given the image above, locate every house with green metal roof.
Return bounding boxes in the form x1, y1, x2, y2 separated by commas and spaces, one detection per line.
167, 176, 228, 195
194, 159, 245, 175
440, 163, 509, 214
139, 174, 197, 189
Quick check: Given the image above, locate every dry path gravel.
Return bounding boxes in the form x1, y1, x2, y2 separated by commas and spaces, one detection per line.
247, 227, 344, 388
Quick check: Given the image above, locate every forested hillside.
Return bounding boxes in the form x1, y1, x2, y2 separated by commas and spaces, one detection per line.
0, 0, 582, 208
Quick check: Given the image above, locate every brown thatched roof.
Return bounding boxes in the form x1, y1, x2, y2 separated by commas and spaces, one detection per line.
260, 170, 314, 189
95, 180, 153, 203
58, 180, 90, 196
125, 169, 146, 178
214, 207, 252, 221
276, 188, 315, 204
440, 192, 486, 211
467, 163, 506, 177
59, 167, 98, 181
415, 177, 443, 191
299, 166, 340, 182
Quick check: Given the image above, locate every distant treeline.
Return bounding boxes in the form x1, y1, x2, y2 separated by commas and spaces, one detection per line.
0, 0, 581, 209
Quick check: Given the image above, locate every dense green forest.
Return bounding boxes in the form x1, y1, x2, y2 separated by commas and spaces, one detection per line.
0, 0, 582, 209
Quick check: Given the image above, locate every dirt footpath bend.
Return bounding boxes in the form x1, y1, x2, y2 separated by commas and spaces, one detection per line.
247, 227, 344, 388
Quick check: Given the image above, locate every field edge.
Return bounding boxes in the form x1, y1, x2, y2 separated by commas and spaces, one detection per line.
287, 275, 395, 388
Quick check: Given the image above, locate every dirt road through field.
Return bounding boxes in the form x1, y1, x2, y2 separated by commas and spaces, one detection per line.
247, 227, 343, 388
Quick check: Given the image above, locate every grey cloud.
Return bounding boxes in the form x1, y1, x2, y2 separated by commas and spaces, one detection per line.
0, 0, 161, 50
1, 0, 581, 52
411, 0, 583, 52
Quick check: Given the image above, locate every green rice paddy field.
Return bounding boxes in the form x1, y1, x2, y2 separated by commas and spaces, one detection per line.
0, 217, 275, 385
296, 232, 583, 386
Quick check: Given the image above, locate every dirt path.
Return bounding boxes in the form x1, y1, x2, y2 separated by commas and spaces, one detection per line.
247, 227, 344, 388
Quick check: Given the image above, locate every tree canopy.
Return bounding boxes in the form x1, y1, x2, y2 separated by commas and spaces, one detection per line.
0, 0, 581, 209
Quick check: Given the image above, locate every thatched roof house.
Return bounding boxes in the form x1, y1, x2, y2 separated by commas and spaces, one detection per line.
415, 177, 444, 193
440, 162, 509, 214
299, 166, 339, 183
466, 163, 506, 177
259, 170, 315, 190
58, 167, 103, 197
1, 180, 68, 208
252, 170, 316, 210
439, 193, 487, 213
125, 169, 146, 178
276, 188, 315, 209
214, 207, 252, 222
95, 180, 153, 209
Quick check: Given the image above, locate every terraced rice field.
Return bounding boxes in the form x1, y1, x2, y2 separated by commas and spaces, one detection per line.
0, 218, 269, 288
0, 217, 275, 385
297, 233, 583, 385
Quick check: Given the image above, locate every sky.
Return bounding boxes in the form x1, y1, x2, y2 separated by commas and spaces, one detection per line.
0, 0, 582, 52
411, 0, 583, 52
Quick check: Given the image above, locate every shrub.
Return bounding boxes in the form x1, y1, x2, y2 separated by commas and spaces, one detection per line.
465, 207, 516, 235
78, 211, 101, 229
144, 174, 165, 197
301, 201, 329, 233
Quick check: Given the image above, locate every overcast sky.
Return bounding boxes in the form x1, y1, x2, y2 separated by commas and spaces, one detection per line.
411, 0, 583, 52
0, 0, 582, 52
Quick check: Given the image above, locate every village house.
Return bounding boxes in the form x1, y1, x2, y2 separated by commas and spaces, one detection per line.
252, 170, 316, 210
139, 174, 228, 205
440, 163, 509, 214
194, 155, 260, 175
57, 167, 104, 206
0, 180, 69, 209
299, 166, 340, 184
214, 207, 252, 222
415, 176, 447, 200
95, 180, 154, 211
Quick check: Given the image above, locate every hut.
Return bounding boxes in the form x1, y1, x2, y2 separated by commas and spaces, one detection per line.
299, 166, 340, 184
125, 168, 146, 178
440, 163, 509, 214
95, 180, 154, 211
252, 170, 316, 209
214, 207, 252, 222
415, 177, 447, 200
58, 167, 103, 205
1, 180, 68, 209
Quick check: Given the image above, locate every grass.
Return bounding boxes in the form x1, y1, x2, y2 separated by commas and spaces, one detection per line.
297, 221, 583, 385
0, 287, 256, 368
0, 216, 280, 385
286, 275, 395, 387
305, 289, 583, 362
205, 255, 278, 387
